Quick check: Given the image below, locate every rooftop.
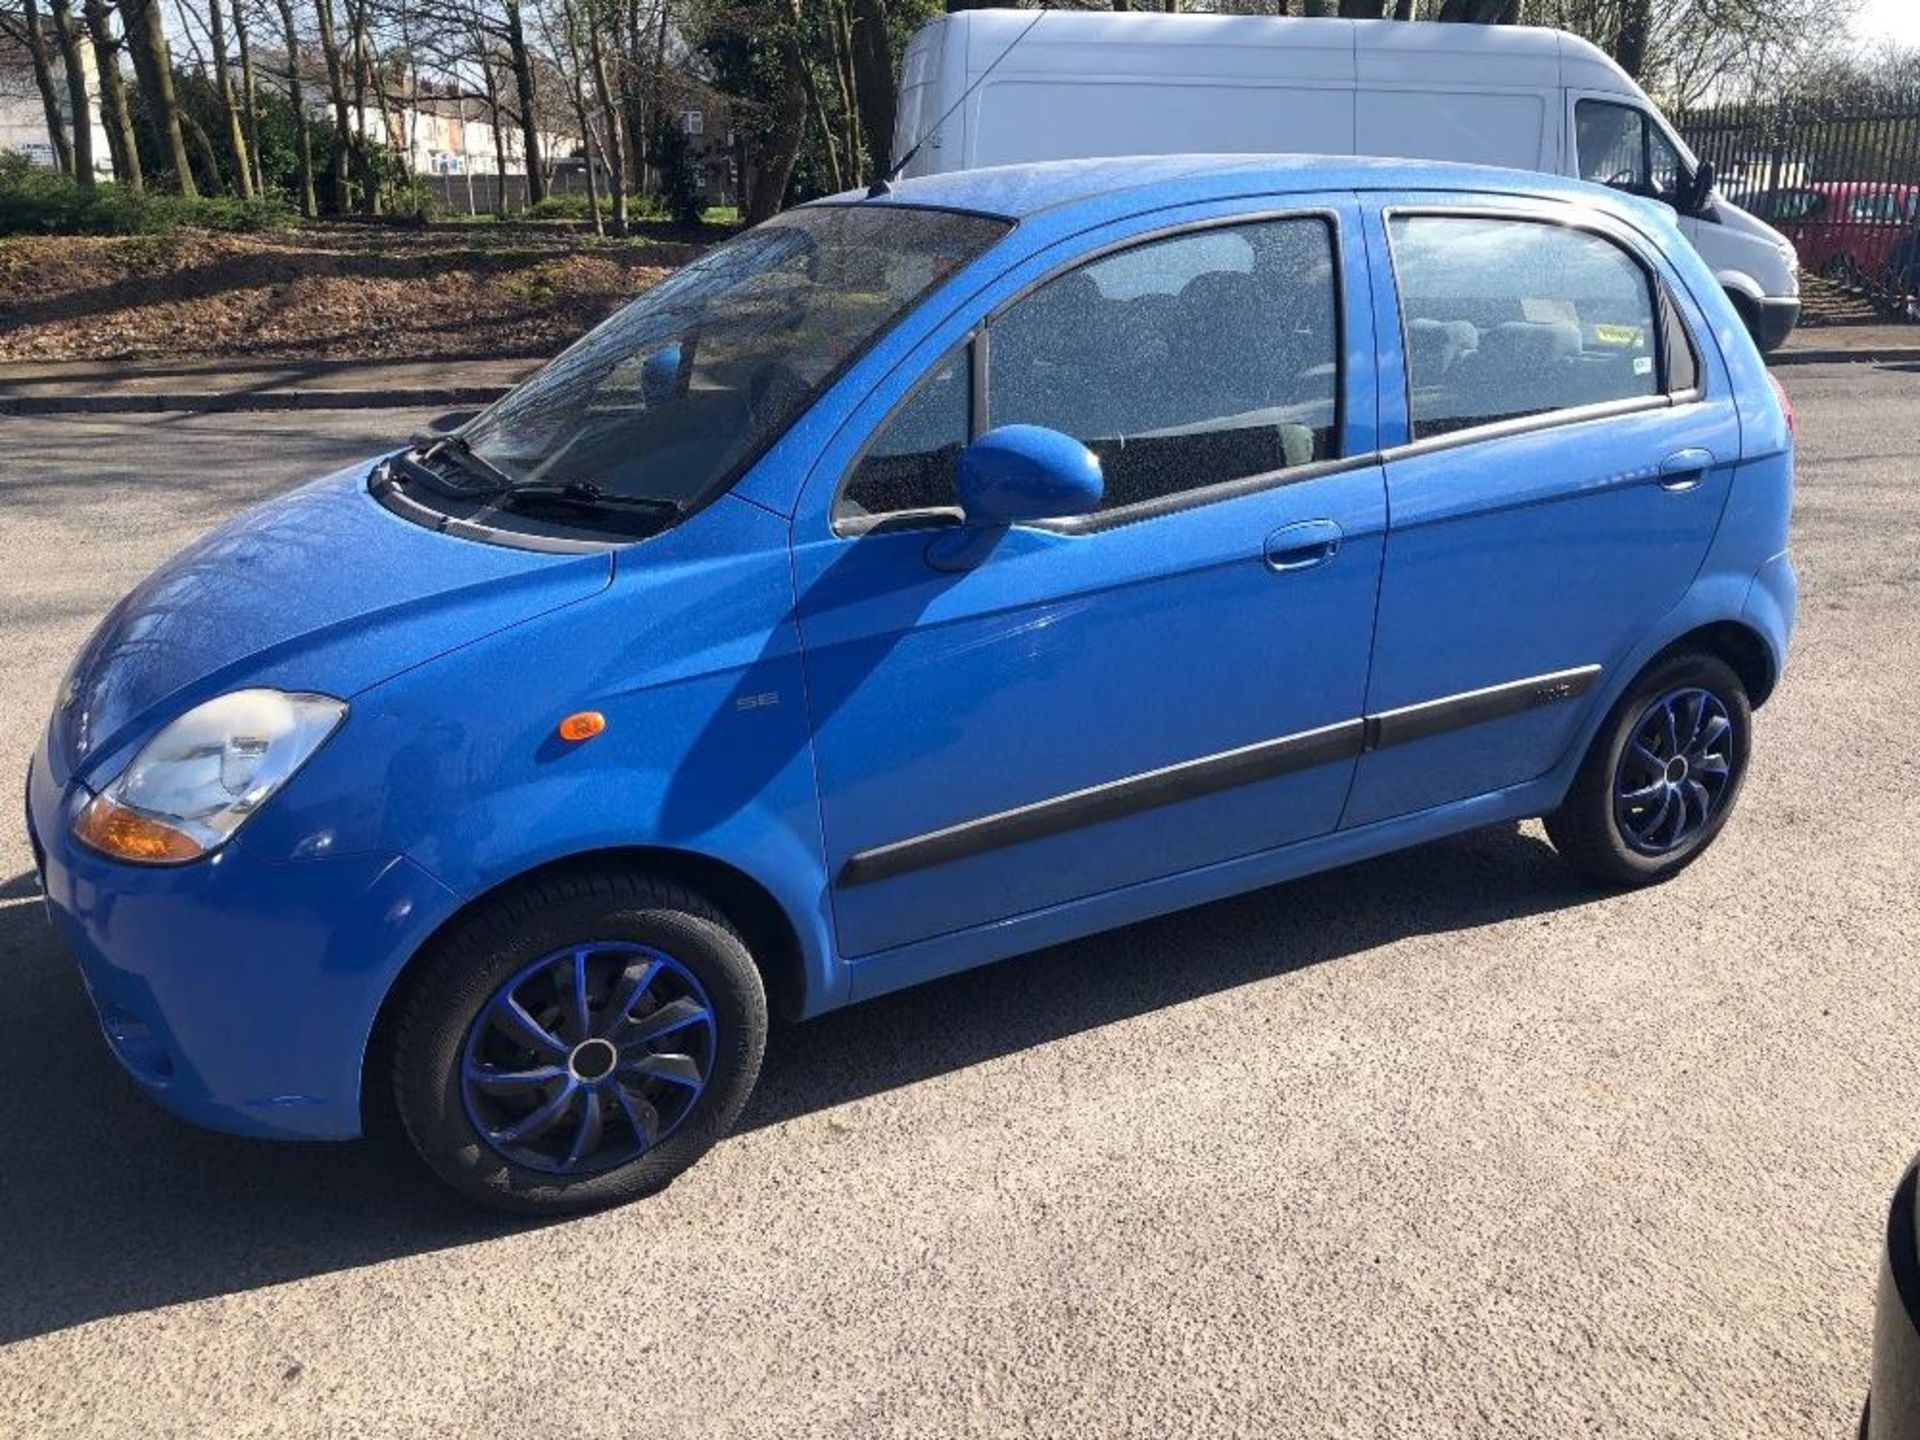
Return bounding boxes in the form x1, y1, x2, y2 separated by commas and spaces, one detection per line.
838, 153, 1667, 227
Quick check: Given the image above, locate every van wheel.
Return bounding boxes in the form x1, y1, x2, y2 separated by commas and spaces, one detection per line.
1545, 652, 1752, 888
391, 870, 767, 1215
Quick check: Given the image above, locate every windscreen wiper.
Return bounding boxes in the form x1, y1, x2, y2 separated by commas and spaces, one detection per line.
488, 481, 685, 521
413, 433, 519, 494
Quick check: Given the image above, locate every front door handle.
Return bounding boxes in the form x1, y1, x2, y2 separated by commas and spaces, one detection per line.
1264, 519, 1342, 573
1658, 448, 1716, 491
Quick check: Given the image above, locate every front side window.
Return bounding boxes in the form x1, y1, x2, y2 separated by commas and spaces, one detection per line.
1577, 100, 1647, 192
1390, 215, 1662, 441
1576, 100, 1689, 208
449, 204, 1007, 534
839, 349, 970, 520
1645, 124, 1684, 206
985, 217, 1340, 513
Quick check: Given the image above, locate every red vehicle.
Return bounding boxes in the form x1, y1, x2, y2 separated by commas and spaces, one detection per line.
1753, 181, 1920, 288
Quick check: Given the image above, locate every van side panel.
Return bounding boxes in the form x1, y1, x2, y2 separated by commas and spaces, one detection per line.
890, 19, 946, 171
968, 81, 1355, 168
957, 13, 1356, 171
1355, 91, 1547, 171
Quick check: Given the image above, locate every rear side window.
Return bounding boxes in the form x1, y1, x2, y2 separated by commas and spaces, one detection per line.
1389, 215, 1662, 441
1847, 192, 1904, 223
985, 217, 1340, 513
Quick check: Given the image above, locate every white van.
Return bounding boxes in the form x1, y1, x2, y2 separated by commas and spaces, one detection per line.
892, 11, 1801, 350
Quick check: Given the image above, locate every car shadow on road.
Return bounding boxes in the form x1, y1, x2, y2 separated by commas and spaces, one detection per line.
0, 822, 1593, 1345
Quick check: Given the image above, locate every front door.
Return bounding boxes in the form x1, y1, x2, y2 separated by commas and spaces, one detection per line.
1343, 201, 1742, 828
793, 203, 1387, 958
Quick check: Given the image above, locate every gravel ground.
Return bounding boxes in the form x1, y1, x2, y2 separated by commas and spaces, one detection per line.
0, 367, 1915, 1439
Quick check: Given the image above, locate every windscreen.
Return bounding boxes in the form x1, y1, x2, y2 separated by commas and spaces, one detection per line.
456, 204, 1010, 524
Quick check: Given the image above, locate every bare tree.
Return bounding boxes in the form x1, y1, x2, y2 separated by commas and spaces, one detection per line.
232, 0, 266, 192
269, 0, 318, 211
207, 0, 257, 193
7, 0, 75, 175
82, 0, 142, 187
47, 0, 93, 182
122, 0, 199, 192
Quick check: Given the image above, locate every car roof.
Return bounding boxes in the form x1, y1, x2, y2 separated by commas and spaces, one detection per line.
834, 153, 1671, 230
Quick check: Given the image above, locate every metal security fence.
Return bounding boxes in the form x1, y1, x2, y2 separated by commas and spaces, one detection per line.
421, 169, 601, 216
1676, 96, 1920, 319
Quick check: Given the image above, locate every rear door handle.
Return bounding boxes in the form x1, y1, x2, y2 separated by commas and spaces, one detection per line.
1658, 448, 1716, 491
1264, 519, 1342, 573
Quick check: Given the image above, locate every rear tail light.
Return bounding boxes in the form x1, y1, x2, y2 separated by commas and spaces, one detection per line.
1767, 372, 1796, 436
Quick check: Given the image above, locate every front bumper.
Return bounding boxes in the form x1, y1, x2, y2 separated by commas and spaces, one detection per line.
1870, 1155, 1920, 1439
26, 734, 461, 1140
1750, 296, 1802, 353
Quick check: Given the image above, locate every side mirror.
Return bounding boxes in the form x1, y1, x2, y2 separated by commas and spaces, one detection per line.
957, 424, 1103, 525
1686, 160, 1717, 215
928, 425, 1104, 571
640, 343, 684, 407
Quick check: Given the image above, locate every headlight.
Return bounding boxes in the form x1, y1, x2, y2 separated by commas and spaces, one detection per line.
73, 689, 347, 864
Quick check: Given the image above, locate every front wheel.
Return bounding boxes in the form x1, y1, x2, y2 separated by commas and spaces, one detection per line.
1546, 652, 1752, 888
391, 871, 768, 1214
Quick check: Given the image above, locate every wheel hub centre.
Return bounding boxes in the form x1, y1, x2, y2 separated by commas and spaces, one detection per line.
568, 1037, 618, 1083
1664, 755, 1689, 784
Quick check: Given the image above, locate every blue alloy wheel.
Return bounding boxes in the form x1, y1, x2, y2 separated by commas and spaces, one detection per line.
460, 942, 717, 1176
1612, 687, 1737, 856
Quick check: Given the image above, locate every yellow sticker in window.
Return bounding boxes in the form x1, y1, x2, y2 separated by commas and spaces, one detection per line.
1594, 324, 1645, 347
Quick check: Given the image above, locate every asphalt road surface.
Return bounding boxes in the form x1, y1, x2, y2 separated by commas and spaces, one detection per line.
0, 368, 1916, 1439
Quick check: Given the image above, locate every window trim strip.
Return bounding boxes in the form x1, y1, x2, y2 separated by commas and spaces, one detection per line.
836, 664, 1601, 888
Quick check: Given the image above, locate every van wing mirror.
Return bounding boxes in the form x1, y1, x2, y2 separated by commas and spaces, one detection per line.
1686, 160, 1717, 215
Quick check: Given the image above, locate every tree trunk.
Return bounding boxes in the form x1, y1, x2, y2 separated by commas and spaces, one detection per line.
19, 0, 75, 176
207, 0, 254, 195
82, 0, 139, 188
346, 0, 378, 214
482, 57, 510, 214
313, 0, 352, 210
503, 0, 546, 203
1392, 0, 1416, 18
181, 107, 224, 192
744, 16, 808, 223
271, 0, 316, 214
558, 0, 603, 233
1436, 0, 1518, 20
1339, 0, 1388, 16
1302, 0, 1334, 17
1612, 0, 1652, 80
123, 0, 197, 194
585, 3, 628, 235
847, 0, 893, 180
796, 40, 844, 192
231, 0, 265, 194
48, 0, 94, 184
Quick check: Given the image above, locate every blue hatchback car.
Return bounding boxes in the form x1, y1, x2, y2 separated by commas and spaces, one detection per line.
27, 157, 1796, 1212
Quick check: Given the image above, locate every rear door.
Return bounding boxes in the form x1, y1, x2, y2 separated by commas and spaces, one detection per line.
1343, 197, 1741, 828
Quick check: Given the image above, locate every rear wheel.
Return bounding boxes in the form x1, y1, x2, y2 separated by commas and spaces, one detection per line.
391, 870, 767, 1214
1546, 652, 1752, 888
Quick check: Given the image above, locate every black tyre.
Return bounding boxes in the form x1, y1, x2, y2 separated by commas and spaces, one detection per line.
1545, 652, 1752, 888
391, 869, 767, 1215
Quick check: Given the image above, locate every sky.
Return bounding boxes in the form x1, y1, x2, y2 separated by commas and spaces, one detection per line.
1852, 0, 1920, 49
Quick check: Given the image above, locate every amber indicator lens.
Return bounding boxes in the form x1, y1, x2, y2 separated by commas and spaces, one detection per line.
557, 711, 606, 743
